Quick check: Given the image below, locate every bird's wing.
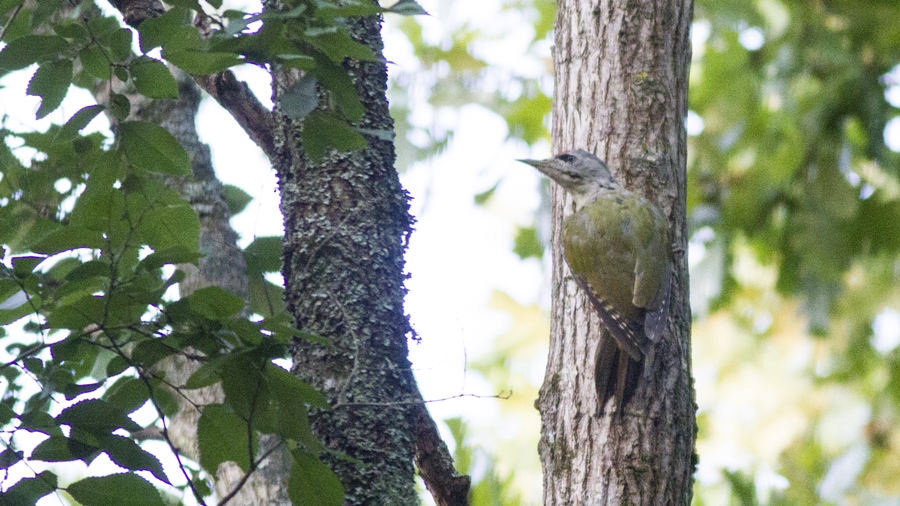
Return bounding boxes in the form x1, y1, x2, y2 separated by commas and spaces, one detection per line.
642, 264, 671, 342
572, 273, 647, 360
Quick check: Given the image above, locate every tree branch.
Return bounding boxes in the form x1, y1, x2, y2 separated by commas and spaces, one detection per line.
111, 0, 277, 162
413, 399, 471, 506
194, 72, 277, 161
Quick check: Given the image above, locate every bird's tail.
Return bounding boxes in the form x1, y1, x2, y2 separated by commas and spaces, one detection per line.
594, 335, 642, 416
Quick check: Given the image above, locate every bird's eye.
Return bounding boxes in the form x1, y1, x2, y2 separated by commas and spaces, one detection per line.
555, 153, 576, 163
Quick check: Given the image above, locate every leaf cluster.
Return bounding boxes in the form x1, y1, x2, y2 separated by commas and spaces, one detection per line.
0, 0, 429, 503
0, 117, 342, 504
0, 0, 426, 161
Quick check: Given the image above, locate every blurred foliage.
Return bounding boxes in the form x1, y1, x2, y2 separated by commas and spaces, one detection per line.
386, 0, 555, 171
444, 416, 526, 506
689, 0, 900, 503
388, 0, 900, 504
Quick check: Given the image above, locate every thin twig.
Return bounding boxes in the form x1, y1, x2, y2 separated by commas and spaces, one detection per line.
216, 439, 286, 506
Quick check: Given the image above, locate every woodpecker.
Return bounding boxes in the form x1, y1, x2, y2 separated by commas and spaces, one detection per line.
519, 150, 671, 415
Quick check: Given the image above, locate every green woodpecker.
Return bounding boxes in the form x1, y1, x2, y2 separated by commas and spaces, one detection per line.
519, 150, 671, 414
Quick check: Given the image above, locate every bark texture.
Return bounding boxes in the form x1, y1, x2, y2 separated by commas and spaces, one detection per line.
269, 9, 423, 506
538, 0, 696, 504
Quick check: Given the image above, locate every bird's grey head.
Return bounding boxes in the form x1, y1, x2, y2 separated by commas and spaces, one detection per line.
517, 150, 620, 207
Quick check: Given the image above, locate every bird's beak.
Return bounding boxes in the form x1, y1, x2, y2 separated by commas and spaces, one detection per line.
517, 159, 555, 180
516, 159, 544, 168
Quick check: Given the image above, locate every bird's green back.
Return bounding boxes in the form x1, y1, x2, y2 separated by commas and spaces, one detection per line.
562, 190, 669, 323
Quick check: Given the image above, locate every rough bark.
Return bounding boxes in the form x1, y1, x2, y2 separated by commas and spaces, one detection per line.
268, 7, 429, 505
538, 0, 696, 504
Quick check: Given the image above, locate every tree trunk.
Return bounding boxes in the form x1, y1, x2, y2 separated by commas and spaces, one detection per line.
269, 9, 421, 506
538, 0, 696, 504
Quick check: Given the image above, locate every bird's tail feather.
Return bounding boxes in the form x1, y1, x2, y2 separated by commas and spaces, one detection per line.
594, 337, 642, 416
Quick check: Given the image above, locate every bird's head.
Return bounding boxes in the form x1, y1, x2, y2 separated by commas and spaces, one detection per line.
518, 150, 621, 207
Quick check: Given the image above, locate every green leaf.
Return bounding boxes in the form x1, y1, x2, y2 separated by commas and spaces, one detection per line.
23, 356, 43, 374
67, 474, 166, 506
301, 111, 367, 162
137, 7, 190, 52
267, 364, 329, 409
0, 0, 20, 16
2, 471, 58, 506
288, 449, 344, 506
264, 366, 321, 446
223, 184, 253, 216
138, 246, 201, 271
64, 381, 104, 401
118, 121, 191, 175
248, 276, 285, 318
12, 256, 43, 277
130, 57, 179, 99
103, 377, 151, 414
244, 236, 283, 273
282, 75, 319, 119
385, 0, 429, 15
185, 355, 228, 390
109, 93, 131, 120
64, 261, 109, 282
46, 295, 104, 329
70, 188, 125, 235
310, 56, 363, 121
106, 355, 129, 377
18, 410, 61, 437
0, 402, 16, 425
162, 48, 242, 75
31, 435, 99, 462
56, 399, 142, 435
140, 200, 200, 252
100, 434, 169, 484
54, 21, 89, 41
154, 385, 179, 417
0, 448, 24, 470
29, 226, 105, 255
26, 59, 73, 119
198, 404, 254, 473
131, 338, 177, 369
189, 286, 245, 320
88, 15, 122, 38
302, 27, 375, 62
104, 28, 134, 63
57, 105, 106, 142
473, 182, 499, 205
79, 45, 110, 79
219, 355, 267, 420
513, 226, 543, 260
0, 35, 67, 73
